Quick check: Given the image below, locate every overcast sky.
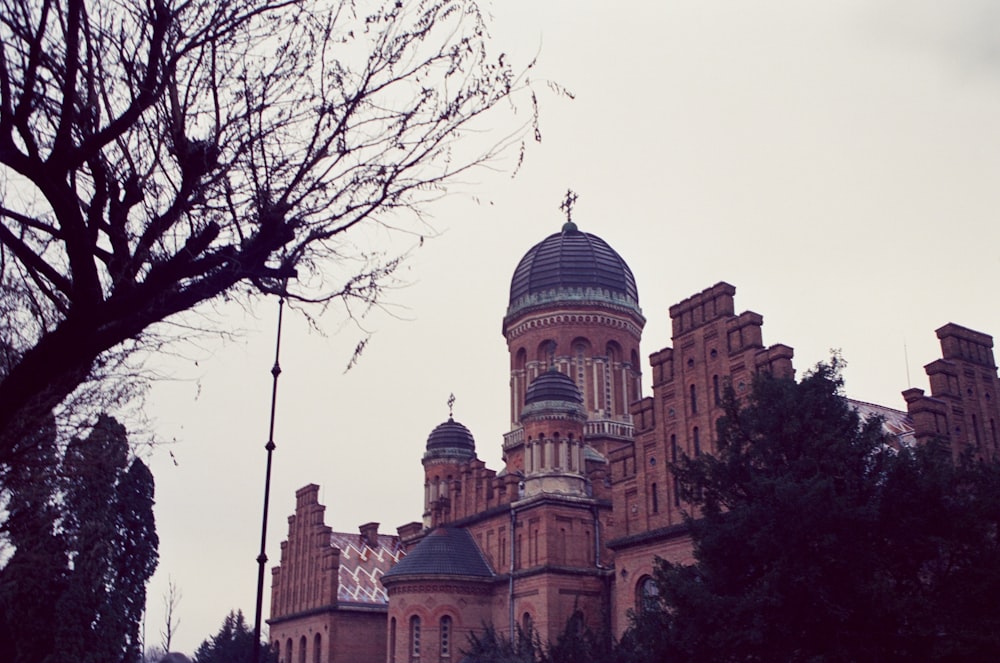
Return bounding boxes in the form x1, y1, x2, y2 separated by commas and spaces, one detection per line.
140, 1, 1000, 654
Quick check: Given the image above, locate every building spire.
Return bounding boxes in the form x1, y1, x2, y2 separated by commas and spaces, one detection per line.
559, 189, 579, 232
447, 392, 456, 420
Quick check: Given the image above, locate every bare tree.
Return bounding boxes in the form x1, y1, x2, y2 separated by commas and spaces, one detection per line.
0, 0, 541, 458
161, 576, 181, 652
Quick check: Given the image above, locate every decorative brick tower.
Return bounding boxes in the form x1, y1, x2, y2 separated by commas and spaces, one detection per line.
501, 219, 645, 474
421, 405, 477, 529
903, 323, 1000, 460
519, 368, 588, 498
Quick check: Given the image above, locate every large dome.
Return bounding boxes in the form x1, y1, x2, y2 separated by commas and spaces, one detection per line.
505, 222, 641, 322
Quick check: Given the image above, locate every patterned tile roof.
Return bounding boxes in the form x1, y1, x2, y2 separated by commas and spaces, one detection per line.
382, 527, 494, 580
330, 531, 406, 605
848, 398, 916, 448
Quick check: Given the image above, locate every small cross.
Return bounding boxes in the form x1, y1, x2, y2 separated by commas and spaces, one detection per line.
447, 393, 456, 418
559, 189, 578, 223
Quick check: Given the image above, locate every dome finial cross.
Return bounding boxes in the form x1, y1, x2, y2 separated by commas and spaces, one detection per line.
559, 189, 578, 225
447, 392, 456, 418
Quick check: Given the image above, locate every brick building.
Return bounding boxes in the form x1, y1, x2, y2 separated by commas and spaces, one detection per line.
268, 221, 1000, 662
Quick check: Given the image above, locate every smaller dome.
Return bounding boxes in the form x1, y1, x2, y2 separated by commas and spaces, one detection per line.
426, 418, 475, 451
525, 370, 583, 406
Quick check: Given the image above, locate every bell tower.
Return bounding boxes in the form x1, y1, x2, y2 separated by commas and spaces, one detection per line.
501, 212, 645, 467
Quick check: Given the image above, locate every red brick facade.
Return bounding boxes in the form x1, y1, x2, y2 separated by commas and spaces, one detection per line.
269, 228, 1000, 661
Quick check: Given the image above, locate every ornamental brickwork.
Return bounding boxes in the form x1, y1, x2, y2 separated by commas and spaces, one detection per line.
268, 224, 1000, 661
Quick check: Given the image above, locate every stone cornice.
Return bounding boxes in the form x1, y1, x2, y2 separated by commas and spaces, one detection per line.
504, 307, 645, 342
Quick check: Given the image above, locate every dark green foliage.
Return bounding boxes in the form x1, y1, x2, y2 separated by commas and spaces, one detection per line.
620, 360, 1000, 662
193, 610, 277, 663
0, 414, 158, 663
0, 414, 67, 663
462, 618, 616, 663
463, 624, 540, 663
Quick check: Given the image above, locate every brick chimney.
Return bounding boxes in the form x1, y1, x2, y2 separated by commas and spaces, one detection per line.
359, 522, 380, 549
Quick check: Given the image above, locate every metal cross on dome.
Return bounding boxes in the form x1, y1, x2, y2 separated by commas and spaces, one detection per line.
559, 189, 578, 223
448, 393, 456, 418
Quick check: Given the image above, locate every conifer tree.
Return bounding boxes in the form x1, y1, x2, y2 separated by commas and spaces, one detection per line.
193, 610, 276, 663
50, 415, 159, 663
621, 359, 1000, 662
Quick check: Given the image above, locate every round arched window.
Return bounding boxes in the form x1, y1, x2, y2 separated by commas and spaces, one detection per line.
637, 575, 660, 612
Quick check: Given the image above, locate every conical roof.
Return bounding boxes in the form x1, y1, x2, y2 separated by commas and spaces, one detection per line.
382, 527, 494, 581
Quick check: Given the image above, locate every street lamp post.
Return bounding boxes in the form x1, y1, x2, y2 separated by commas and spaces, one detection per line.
252, 294, 286, 663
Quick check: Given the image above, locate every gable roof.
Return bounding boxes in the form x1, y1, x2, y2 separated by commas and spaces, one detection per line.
330, 531, 406, 605
848, 398, 916, 448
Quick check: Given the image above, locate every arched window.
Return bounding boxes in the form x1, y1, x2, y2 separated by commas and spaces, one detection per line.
574, 341, 589, 399
285, 638, 293, 663
637, 576, 660, 612
273, 642, 280, 662
299, 635, 306, 663
440, 615, 452, 658
409, 615, 421, 660
313, 633, 321, 663
389, 617, 397, 663
568, 610, 585, 636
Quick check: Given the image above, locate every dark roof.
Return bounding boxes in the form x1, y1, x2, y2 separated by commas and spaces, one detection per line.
382, 528, 494, 581
525, 369, 583, 405
506, 225, 641, 321
425, 418, 476, 458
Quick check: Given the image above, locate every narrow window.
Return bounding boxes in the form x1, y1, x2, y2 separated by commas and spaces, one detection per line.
713, 375, 720, 405
410, 615, 421, 660
973, 414, 982, 446
693, 427, 701, 456
390, 618, 397, 663
286, 639, 293, 663
651, 482, 659, 513
440, 616, 452, 658
313, 633, 321, 663
690, 384, 697, 414
299, 636, 306, 663
671, 434, 680, 507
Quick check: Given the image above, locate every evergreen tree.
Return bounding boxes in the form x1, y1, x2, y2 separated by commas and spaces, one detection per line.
49, 414, 159, 663
621, 359, 1000, 662
0, 415, 67, 663
193, 610, 276, 663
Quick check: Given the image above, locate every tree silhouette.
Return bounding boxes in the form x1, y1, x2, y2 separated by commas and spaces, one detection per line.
0, 0, 541, 460
621, 360, 1000, 662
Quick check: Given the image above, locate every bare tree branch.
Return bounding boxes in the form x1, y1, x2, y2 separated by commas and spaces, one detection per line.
0, 0, 552, 460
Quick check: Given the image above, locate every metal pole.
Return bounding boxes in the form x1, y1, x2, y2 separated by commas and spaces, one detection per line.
252, 295, 286, 663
